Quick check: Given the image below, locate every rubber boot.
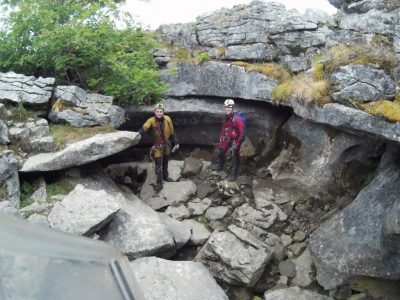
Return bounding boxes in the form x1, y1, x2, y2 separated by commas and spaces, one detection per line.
154, 157, 163, 192
228, 149, 239, 181
210, 149, 225, 171
162, 155, 173, 182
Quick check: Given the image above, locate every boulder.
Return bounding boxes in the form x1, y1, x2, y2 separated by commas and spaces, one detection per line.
268, 114, 383, 198
0, 151, 20, 208
20, 131, 140, 172
289, 98, 400, 145
161, 61, 277, 101
187, 197, 212, 216
0, 121, 9, 144
181, 219, 211, 245
0, 72, 54, 109
8, 118, 54, 153
130, 257, 229, 300
264, 286, 332, 300
330, 64, 396, 104
309, 145, 400, 289
103, 195, 176, 259
48, 184, 122, 236
195, 229, 272, 287
157, 213, 191, 249
181, 157, 203, 178
49, 86, 125, 128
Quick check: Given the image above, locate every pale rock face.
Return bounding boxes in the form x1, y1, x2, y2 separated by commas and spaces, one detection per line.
20, 131, 140, 172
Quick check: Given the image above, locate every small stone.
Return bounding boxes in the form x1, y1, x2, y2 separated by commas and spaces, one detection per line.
293, 230, 307, 242
278, 259, 296, 278
281, 234, 293, 247
288, 242, 307, 257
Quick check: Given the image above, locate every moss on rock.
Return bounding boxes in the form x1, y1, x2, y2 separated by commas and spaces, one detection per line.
361, 100, 400, 122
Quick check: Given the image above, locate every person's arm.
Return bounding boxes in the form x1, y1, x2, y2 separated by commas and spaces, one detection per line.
167, 116, 179, 152
232, 116, 245, 148
138, 117, 153, 136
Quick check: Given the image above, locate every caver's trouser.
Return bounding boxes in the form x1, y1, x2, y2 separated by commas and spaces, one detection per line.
152, 144, 171, 191
211, 144, 241, 181
228, 148, 239, 181
154, 155, 170, 191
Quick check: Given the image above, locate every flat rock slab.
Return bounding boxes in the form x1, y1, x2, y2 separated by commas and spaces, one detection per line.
130, 257, 229, 300
20, 131, 140, 172
142, 181, 197, 210
103, 198, 176, 260
48, 184, 122, 236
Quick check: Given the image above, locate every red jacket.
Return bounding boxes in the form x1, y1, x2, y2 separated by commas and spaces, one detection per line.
218, 112, 245, 148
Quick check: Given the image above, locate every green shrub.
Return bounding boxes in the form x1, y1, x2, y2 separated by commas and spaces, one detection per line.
20, 181, 35, 208
0, 0, 165, 105
196, 52, 210, 64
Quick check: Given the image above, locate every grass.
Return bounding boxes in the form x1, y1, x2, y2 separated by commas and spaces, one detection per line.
323, 41, 397, 76
0, 186, 6, 199
50, 124, 115, 150
171, 47, 192, 62
272, 73, 331, 105
395, 93, 400, 103
231, 61, 291, 83
360, 100, 400, 122
46, 179, 73, 200
10, 101, 34, 122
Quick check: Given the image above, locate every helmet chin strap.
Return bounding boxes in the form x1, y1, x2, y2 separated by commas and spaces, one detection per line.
225, 112, 233, 120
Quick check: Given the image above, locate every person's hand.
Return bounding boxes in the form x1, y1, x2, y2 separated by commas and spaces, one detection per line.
171, 144, 180, 153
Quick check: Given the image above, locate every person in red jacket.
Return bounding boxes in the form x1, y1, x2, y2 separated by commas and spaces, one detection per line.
210, 99, 245, 181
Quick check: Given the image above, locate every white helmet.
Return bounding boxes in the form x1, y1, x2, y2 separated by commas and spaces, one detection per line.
224, 99, 235, 107
154, 103, 165, 111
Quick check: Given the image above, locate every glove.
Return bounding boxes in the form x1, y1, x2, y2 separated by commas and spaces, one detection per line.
138, 127, 145, 136
171, 144, 180, 153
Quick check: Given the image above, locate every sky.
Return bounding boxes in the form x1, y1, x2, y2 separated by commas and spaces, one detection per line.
123, 0, 337, 30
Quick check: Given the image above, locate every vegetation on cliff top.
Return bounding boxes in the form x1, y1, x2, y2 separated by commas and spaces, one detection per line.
0, 0, 166, 105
